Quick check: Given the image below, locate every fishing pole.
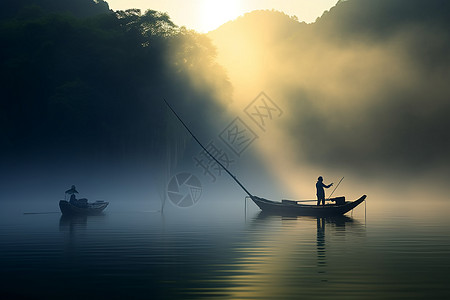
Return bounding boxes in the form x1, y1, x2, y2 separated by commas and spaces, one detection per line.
327, 176, 344, 200
163, 98, 254, 199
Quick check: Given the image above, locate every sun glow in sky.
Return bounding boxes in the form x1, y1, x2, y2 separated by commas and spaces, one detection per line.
106, 0, 339, 32
199, 0, 241, 32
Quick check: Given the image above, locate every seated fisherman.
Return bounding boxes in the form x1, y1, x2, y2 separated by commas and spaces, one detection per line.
69, 193, 77, 205
66, 185, 79, 205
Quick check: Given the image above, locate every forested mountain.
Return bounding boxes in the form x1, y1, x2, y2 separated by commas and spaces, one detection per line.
0, 0, 230, 162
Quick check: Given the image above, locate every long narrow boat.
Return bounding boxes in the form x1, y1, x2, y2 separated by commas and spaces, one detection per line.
164, 99, 367, 217
251, 195, 366, 216
59, 200, 109, 215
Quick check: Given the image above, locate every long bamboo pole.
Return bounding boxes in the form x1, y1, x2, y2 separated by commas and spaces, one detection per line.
163, 99, 254, 199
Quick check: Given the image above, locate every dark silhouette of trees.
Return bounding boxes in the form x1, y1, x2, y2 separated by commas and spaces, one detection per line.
0, 0, 110, 20
0, 1, 229, 162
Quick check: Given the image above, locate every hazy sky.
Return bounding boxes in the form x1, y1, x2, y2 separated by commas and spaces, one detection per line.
106, 0, 339, 32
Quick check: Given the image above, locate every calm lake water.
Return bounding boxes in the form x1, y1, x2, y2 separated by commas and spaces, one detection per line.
1, 194, 450, 299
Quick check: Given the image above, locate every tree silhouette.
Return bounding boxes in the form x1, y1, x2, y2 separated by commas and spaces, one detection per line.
0, 1, 230, 162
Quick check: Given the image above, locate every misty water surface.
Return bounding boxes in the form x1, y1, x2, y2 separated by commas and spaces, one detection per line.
1, 187, 449, 299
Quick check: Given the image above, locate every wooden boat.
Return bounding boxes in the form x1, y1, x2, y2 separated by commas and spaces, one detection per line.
164, 98, 367, 217
251, 195, 366, 216
59, 200, 109, 215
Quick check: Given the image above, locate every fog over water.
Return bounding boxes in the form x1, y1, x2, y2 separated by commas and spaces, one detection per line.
1, 1, 450, 299
208, 0, 450, 198
2, 0, 449, 199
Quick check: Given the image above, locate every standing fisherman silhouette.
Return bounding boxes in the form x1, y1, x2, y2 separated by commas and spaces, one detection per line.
316, 176, 333, 206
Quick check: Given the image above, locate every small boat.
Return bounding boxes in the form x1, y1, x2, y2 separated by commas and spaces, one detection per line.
251, 195, 366, 216
59, 200, 109, 215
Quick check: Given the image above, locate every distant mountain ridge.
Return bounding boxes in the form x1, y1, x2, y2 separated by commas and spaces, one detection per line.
207, 0, 450, 174
210, 1, 450, 42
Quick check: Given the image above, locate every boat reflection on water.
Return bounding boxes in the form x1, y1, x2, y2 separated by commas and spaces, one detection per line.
255, 213, 360, 271
316, 217, 326, 280
59, 213, 107, 235
59, 214, 88, 232
314, 215, 356, 282
195, 212, 366, 299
